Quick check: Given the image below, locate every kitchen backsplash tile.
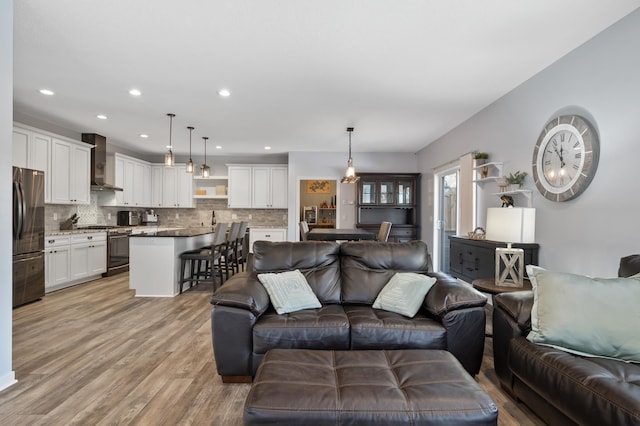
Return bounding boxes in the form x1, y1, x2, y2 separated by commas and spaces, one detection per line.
45, 197, 287, 232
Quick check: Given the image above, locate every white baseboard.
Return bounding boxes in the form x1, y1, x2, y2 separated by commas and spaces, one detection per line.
0, 370, 17, 392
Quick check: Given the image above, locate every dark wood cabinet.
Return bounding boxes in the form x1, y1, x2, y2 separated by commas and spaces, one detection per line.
356, 173, 420, 242
448, 236, 539, 283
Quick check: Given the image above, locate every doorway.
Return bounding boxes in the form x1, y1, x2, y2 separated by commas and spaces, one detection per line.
298, 179, 339, 239
434, 169, 459, 273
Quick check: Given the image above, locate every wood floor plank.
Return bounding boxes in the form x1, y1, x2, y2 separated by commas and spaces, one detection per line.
0, 273, 544, 425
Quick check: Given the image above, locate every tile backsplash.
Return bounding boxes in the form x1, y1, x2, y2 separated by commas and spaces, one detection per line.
45, 195, 287, 232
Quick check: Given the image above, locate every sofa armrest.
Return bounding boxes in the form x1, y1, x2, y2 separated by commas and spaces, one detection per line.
210, 272, 271, 316
423, 272, 487, 318
493, 290, 534, 331
492, 290, 533, 395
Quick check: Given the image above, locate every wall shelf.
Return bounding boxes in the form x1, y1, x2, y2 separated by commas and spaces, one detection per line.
472, 161, 503, 182
493, 189, 533, 207
193, 175, 228, 199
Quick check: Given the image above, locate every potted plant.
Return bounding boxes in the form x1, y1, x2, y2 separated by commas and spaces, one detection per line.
505, 171, 528, 190
473, 152, 490, 178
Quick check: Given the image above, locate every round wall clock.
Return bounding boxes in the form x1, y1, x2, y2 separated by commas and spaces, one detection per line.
532, 114, 600, 202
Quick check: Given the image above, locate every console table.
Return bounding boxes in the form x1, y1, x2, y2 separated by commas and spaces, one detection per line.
449, 236, 539, 283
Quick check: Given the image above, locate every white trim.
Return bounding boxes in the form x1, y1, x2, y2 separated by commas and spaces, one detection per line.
433, 164, 460, 272
0, 371, 16, 392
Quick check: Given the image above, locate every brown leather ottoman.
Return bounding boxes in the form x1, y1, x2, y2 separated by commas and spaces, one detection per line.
244, 349, 498, 425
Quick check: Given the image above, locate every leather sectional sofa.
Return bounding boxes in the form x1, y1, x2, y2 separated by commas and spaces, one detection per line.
210, 240, 488, 382
493, 255, 640, 425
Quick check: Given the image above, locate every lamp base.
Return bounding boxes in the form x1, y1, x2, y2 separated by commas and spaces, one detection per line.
495, 247, 524, 287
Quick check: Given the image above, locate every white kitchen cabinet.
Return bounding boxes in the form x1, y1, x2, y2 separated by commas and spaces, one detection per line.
44, 235, 71, 290
45, 232, 106, 291
228, 165, 287, 208
228, 166, 252, 208
12, 126, 52, 203
113, 154, 154, 207
50, 138, 91, 205
252, 166, 288, 208
70, 233, 107, 280
163, 165, 193, 208
151, 165, 164, 208
249, 228, 288, 252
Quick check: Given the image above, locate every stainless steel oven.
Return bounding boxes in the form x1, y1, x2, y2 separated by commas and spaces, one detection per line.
104, 229, 131, 276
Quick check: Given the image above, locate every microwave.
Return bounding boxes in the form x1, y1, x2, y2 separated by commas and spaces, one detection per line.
117, 211, 140, 226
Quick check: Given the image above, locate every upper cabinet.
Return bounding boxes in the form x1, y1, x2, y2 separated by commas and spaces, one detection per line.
113, 153, 153, 207
356, 173, 420, 242
50, 138, 91, 205
228, 165, 288, 209
13, 126, 52, 203
163, 165, 193, 208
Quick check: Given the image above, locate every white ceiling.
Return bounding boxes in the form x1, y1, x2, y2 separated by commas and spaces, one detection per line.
13, 1, 640, 159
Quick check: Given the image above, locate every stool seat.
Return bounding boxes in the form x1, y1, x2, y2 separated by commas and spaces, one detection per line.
178, 222, 229, 293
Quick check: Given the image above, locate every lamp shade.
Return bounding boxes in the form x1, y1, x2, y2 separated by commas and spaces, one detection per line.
485, 207, 535, 243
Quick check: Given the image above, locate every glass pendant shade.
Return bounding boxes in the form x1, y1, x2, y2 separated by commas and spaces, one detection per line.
165, 113, 176, 168
341, 127, 360, 183
201, 136, 210, 178
186, 126, 194, 173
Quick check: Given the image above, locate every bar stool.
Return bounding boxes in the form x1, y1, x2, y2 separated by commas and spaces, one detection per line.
220, 222, 241, 280
178, 222, 229, 293
235, 221, 250, 272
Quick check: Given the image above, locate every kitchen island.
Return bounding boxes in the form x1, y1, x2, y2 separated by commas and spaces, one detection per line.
129, 227, 215, 297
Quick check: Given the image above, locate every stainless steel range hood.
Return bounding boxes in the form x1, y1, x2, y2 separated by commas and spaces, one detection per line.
82, 133, 123, 192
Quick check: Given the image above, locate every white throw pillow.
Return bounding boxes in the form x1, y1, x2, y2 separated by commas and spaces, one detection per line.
373, 273, 437, 318
527, 265, 640, 362
257, 270, 321, 314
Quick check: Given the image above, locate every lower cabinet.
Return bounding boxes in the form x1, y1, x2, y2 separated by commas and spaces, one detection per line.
448, 236, 539, 283
45, 232, 107, 292
248, 228, 287, 253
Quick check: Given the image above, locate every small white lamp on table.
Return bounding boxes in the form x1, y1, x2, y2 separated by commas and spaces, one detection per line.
485, 207, 536, 287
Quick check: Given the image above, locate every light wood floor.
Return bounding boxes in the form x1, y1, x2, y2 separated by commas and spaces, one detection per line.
1, 273, 545, 425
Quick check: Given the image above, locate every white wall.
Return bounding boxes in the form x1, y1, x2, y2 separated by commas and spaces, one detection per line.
288, 152, 419, 240
0, 0, 16, 391
417, 10, 640, 277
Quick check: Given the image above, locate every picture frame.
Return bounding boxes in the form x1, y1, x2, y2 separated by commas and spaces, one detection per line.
306, 180, 331, 194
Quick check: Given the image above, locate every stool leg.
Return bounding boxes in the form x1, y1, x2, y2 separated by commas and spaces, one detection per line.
179, 258, 187, 294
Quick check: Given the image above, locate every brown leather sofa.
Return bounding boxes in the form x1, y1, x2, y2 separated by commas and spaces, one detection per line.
493, 254, 640, 425
210, 240, 488, 382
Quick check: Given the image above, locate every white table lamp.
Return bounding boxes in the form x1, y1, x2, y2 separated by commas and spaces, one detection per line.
485, 207, 535, 287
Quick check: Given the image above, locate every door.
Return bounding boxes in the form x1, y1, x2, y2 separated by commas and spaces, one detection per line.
436, 170, 458, 273
13, 252, 45, 307
13, 167, 45, 256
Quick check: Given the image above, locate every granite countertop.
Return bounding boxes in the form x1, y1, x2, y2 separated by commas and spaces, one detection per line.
129, 227, 215, 238
46, 225, 182, 237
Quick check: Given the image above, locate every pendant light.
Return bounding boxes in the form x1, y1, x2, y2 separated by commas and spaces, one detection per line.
185, 126, 195, 173
341, 127, 359, 183
201, 136, 210, 178
164, 113, 176, 167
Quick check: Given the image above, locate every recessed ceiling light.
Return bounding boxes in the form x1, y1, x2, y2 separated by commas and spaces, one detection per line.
139, 134, 149, 138
39, 89, 54, 96
215, 145, 222, 149
129, 88, 142, 96
264, 146, 271, 150
218, 89, 231, 97
97, 114, 108, 120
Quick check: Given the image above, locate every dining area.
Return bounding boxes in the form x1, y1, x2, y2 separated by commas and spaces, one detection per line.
300, 221, 392, 242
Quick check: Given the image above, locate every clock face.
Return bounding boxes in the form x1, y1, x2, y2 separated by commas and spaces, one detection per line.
532, 115, 599, 202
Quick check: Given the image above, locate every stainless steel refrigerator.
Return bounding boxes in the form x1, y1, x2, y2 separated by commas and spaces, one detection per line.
13, 167, 45, 307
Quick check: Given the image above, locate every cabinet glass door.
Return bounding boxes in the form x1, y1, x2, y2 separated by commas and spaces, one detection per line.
360, 180, 376, 204
379, 180, 394, 204
397, 180, 413, 204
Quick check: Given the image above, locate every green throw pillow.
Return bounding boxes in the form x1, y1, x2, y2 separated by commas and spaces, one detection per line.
526, 265, 640, 362
373, 273, 437, 318
257, 270, 321, 314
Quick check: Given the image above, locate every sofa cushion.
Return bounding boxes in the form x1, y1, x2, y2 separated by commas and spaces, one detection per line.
252, 241, 342, 304
257, 270, 321, 314
340, 241, 431, 304
253, 304, 350, 353
509, 336, 640, 425
345, 306, 446, 350
373, 273, 437, 318
527, 265, 640, 362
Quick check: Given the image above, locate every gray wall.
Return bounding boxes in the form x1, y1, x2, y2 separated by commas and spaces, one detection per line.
1, 0, 15, 391
417, 10, 640, 277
